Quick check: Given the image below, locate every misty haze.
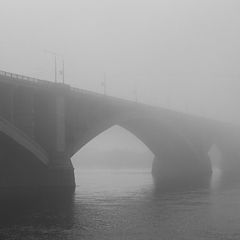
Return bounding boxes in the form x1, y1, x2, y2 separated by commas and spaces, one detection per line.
0, 0, 240, 239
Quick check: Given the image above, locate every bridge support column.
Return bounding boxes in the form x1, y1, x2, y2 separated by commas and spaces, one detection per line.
47, 153, 75, 188
152, 146, 212, 189
217, 144, 240, 177
46, 166, 75, 188
46, 90, 75, 188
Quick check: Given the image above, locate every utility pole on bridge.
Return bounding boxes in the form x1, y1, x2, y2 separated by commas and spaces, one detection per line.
101, 72, 107, 95
44, 50, 65, 84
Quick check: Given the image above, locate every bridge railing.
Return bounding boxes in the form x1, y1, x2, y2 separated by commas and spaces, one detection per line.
0, 69, 151, 107
0, 70, 42, 83
0, 69, 69, 90
71, 86, 142, 107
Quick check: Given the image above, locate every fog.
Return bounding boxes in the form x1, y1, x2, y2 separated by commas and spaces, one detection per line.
2, 2, 240, 239
0, 0, 240, 171
1, 0, 240, 124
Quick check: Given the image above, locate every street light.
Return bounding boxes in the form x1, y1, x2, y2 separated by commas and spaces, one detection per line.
62, 59, 65, 84
58, 58, 65, 84
133, 81, 139, 103
101, 72, 107, 95
44, 50, 65, 83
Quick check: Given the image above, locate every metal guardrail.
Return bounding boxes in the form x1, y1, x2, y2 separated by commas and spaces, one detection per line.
0, 70, 42, 83
0, 69, 57, 87
71, 86, 141, 106
0, 69, 142, 106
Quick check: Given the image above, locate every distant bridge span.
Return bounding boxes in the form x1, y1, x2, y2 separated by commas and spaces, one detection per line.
0, 70, 240, 188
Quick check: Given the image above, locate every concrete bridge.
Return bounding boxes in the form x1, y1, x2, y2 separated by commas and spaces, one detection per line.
0, 70, 240, 188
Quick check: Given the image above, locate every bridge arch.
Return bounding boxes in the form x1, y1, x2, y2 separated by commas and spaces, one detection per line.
0, 116, 48, 165
69, 111, 198, 156
0, 117, 50, 187
69, 112, 212, 187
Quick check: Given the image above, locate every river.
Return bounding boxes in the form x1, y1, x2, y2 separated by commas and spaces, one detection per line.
0, 168, 240, 239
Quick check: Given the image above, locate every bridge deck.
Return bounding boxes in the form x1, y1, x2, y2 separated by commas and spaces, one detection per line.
0, 69, 239, 133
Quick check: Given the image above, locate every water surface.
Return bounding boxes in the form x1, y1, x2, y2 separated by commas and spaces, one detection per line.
0, 169, 240, 239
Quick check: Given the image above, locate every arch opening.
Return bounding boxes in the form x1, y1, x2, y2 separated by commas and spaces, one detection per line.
71, 125, 154, 171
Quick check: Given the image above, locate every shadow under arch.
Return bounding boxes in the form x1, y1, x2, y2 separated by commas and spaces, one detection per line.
0, 116, 51, 187
0, 116, 48, 165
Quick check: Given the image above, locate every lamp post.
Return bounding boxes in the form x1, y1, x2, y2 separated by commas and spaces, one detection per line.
133, 81, 139, 103
44, 50, 65, 83
101, 72, 107, 95
44, 50, 58, 83
133, 88, 138, 102
62, 59, 65, 84
58, 58, 65, 84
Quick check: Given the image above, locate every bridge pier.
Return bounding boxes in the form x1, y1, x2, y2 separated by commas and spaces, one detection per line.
0, 148, 75, 188
45, 87, 75, 188
0, 129, 75, 188
152, 146, 212, 189
217, 144, 240, 177
46, 152, 75, 188
46, 165, 75, 188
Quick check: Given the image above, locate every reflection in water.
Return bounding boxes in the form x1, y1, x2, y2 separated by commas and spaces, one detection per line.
153, 174, 211, 193
0, 169, 240, 239
0, 188, 75, 239
210, 168, 222, 190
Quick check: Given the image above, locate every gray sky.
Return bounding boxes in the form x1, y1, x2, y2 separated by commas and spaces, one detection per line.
1, 0, 240, 124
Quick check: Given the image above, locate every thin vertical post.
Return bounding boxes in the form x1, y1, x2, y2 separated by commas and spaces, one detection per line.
135, 89, 138, 103
104, 72, 106, 95
101, 72, 106, 95
54, 54, 57, 83
62, 59, 65, 84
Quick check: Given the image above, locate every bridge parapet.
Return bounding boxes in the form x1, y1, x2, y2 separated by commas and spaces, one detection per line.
0, 69, 50, 85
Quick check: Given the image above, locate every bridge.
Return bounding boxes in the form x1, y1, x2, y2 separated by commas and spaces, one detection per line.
0, 70, 240, 188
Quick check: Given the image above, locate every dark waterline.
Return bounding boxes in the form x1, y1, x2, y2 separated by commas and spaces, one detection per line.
0, 169, 240, 239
